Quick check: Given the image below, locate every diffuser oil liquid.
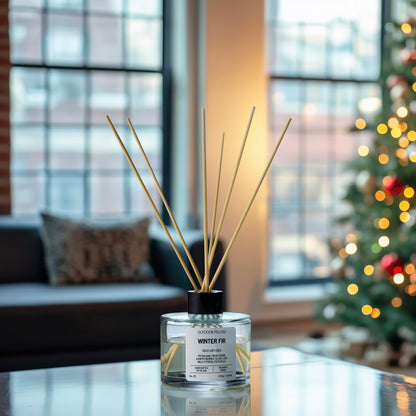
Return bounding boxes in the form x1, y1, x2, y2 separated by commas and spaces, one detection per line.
160, 312, 251, 389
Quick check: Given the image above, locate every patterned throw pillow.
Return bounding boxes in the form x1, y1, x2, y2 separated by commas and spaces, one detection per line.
40, 212, 153, 285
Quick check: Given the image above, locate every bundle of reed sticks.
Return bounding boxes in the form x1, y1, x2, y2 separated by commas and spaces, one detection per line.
106, 107, 291, 293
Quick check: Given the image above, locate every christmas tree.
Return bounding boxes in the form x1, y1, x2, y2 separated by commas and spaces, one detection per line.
316, 6, 416, 351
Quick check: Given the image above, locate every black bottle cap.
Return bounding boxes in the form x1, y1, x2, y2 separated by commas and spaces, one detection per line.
188, 290, 224, 315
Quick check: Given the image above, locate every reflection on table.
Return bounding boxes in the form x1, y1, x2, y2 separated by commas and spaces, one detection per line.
0, 348, 416, 415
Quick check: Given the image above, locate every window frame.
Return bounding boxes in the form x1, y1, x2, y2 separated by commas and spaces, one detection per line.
266, 0, 390, 287
9, 0, 172, 220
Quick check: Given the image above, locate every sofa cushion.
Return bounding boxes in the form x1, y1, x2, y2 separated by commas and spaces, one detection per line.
41, 212, 152, 285
0, 282, 187, 354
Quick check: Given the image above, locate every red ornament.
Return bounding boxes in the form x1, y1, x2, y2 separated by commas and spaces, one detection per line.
380, 253, 404, 275
383, 176, 405, 196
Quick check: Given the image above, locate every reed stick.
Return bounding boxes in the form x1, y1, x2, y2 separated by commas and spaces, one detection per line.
236, 344, 250, 362
208, 107, 255, 269
201, 109, 210, 292
106, 115, 199, 292
208, 132, 225, 257
127, 118, 203, 288
208, 118, 292, 291
164, 343, 180, 376
236, 347, 246, 374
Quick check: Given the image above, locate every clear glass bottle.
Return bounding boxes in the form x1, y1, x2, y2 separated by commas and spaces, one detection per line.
160, 290, 251, 389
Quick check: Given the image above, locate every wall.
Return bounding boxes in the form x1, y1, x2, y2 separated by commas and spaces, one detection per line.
0, 0, 10, 215
201, 0, 317, 321
202, 0, 270, 315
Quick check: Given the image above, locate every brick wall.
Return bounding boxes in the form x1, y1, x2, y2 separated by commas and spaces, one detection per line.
0, 1, 10, 214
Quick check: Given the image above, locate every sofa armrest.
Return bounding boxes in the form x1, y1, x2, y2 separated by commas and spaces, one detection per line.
149, 226, 227, 302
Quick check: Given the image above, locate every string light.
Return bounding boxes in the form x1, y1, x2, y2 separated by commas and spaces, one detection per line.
345, 233, 357, 243
391, 127, 402, 138
408, 130, 416, 141
388, 117, 399, 128
402, 23, 412, 33
355, 118, 366, 129
378, 218, 390, 229
400, 212, 411, 223
347, 283, 359, 295
393, 273, 405, 284
404, 187, 415, 198
371, 243, 382, 253
399, 136, 410, 148
405, 263, 415, 274
375, 190, 386, 201
378, 235, 390, 247
396, 148, 407, 159
406, 285, 416, 295
364, 265, 374, 275
371, 308, 380, 318
399, 200, 410, 211
397, 106, 409, 118
362, 304, 373, 315
378, 154, 389, 164
377, 123, 388, 134
392, 297, 403, 308
345, 242, 358, 255
338, 248, 348, 259
400, 122, 408, 132
358, 145, 370, 157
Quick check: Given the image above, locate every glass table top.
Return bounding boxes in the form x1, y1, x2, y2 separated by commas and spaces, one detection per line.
1, 347, 416, 415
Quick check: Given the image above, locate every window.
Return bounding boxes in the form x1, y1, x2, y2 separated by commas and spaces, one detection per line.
9, 0, 169, 217
266, 0, 383, 284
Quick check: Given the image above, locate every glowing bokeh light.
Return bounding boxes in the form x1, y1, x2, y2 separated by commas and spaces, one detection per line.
399, 200, 410, 211
371, 308, 380, 318
410, 152, 416, 163
338, 248, 348, 259
377, 124, 388, 134
345, 233, 357, 243
378, 154, 389, 164
408, 130, 416, 141
391, 127, 402, 138
397, 106, 409, 118
399, 136, 410, 148
378, 235, 390, 247
392, 297, 403, 308
388, 117, 399, 128
378, 218, 390, 229
358, 145, 370, 157
404, 187, 415, 198
393, 273, 405, 284
361, 305, 373, 315
405, 263, 415, 274
364, 265, 374, 276
396, 148, 407, 159
371, 244, 382, 253
347, 283, 359, 295
375, 190, 386, 201
406, 285, 416, 295
355, 118, 366, 129
345, 242, 358, 255
400, 212, 411, 223
402, 23, 412, 33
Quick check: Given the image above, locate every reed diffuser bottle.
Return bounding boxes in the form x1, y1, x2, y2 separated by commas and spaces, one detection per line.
107, 107, 290, 389
161, 290, 251, 389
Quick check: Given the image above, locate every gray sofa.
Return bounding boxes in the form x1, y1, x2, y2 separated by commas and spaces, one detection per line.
0, 216, 226, 372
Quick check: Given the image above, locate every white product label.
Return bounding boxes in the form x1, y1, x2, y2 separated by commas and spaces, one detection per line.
185, 327, 236, 382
